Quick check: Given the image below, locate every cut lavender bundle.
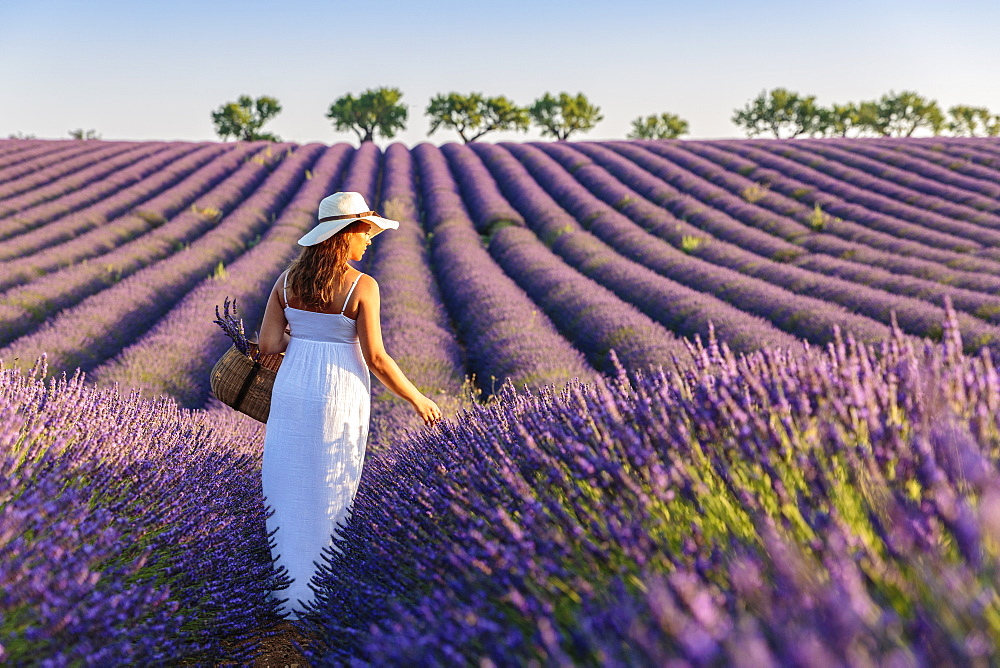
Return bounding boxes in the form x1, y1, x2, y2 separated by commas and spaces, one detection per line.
214, 297, 251, 356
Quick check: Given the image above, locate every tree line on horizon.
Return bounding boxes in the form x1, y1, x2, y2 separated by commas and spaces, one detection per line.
210, 87, 1000, 145
732, 88, 1000, 139
9, 87, 998, 144
209, 89, 686, 144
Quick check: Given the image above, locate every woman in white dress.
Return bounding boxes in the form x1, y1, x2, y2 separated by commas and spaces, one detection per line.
257, 191, 442, 620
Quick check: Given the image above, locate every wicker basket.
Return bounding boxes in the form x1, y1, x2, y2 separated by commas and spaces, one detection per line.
210, 343, 284, 423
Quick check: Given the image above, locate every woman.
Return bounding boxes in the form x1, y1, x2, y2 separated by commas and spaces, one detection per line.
257, 191, 442, 620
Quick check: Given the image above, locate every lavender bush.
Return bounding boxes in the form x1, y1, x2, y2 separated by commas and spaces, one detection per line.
304, 306, 1000, 666
0, 357, 285, 664
441, 142, 525, 234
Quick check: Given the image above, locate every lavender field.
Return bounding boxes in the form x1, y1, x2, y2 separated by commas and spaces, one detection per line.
3, 135, 1000, 664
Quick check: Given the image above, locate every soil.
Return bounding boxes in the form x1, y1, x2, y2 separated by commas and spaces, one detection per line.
220, 621, 322, 667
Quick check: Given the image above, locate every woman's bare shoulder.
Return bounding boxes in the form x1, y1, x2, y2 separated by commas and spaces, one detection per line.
353, 273, 380, 305
271, 269, 288, 292
355, 272, 379, 291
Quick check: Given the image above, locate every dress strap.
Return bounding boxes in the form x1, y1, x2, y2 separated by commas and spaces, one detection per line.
282, 271, 289, 308
340, 273, 363, 314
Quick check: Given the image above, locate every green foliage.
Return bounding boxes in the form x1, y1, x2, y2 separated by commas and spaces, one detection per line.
68, 128, 101, 140
858, 90, 945, 137
772, 247, 805, 263
210, 95, 282, 142
326, 87, 407, 143
740, 182, 770, 203
807, 203, 827, 231
948, 105, 1000, 137
426, 92, 529, 143
626, 112, 689, 139
814, 102, 862, 137
730, 89, 986, 138
190, 205, 221, 222
731, 88, 823, 138
680, 235, 705, 253
529, 92, 603, 141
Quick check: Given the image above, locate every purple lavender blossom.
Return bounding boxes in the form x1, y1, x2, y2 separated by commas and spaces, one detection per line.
0, 358, 285, 663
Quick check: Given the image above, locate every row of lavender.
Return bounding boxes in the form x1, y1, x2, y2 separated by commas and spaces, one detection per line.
5, 136, 1000, 409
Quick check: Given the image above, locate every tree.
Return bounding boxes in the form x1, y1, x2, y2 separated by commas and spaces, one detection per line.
69, 128, 101, 140
860, 90, 944, 137
211, 95, 282, 141
426, 92, 529, 143
851, 100, 886, 137
529, 92, 603, 141
327, 87, 407, 143
627, 112, 689, 139
948, 105, 1000, 137
731, 88, 823, 138
814, 103, 861, 137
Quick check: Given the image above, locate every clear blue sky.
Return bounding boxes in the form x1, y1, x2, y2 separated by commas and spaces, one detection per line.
1, 0, 998, 146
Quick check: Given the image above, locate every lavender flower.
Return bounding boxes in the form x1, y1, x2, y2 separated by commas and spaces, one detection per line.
213, 297, 250, 356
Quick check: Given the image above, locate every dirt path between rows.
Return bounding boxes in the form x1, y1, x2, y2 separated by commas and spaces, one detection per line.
219, 622, 318, 667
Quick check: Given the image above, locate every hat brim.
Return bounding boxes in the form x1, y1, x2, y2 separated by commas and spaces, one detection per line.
297, 214, 400, 247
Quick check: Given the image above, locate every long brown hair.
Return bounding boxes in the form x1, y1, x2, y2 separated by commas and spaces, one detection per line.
286, 220, 368, 310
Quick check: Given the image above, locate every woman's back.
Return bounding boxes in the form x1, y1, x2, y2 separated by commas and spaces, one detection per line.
282, 270, 362, 345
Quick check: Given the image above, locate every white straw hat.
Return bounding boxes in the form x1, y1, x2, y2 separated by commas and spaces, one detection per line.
297, 191, 400, 246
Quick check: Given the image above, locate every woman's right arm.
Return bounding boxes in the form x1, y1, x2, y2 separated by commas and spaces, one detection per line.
355, 275, 442, 425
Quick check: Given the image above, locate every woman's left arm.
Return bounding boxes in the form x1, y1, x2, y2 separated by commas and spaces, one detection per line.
258, 272, 290, 355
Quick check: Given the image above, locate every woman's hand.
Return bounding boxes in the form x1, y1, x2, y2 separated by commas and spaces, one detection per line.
411, 395, 443, 426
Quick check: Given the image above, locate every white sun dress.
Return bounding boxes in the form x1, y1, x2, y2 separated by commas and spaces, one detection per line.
261, 272, 370, 619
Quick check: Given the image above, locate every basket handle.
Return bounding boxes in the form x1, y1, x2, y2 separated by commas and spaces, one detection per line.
234, 360, 262, 410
